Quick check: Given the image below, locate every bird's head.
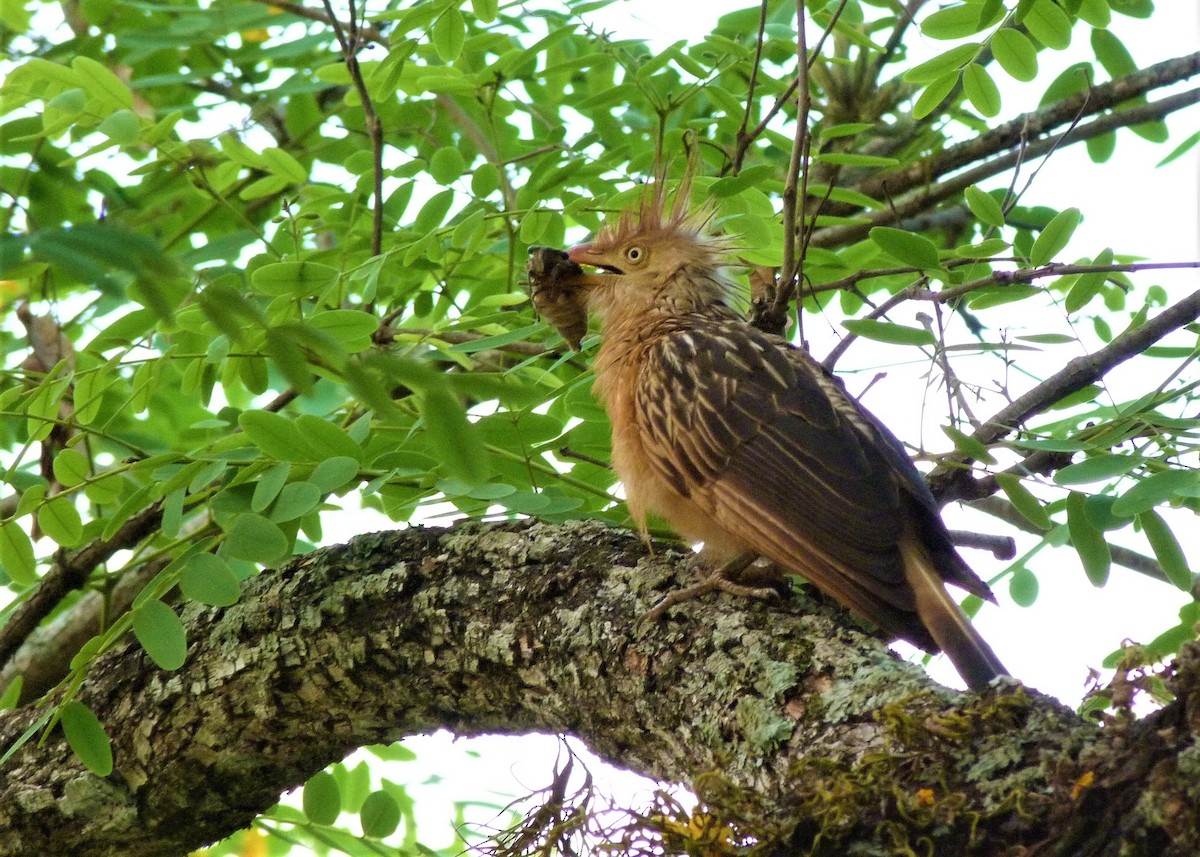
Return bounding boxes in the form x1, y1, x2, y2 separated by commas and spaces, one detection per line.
565, 182, 736, 317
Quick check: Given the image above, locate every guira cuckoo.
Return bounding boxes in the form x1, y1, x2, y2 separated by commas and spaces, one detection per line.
528, 182, 1008, 691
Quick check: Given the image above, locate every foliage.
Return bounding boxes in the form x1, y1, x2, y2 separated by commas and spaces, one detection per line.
0, 0, 1197, 853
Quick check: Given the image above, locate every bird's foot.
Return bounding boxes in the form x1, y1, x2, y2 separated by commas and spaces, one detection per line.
641, 552, 781, 624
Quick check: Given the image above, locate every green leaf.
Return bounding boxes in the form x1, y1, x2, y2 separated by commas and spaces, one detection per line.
1065, 248, 1114, 312
250, 261, 338, 297
0, 521, 37, 586
133, 599, 188, 670
37, 495, 84, 547
1091, 28, 1136, 79
239, 411, 313, 461
962, 63, 1001, 116
1112, 469, 1200, 517
72, 55, 132, 111
0, 676, 22, 710
842, 319, 936, 346
1157, 130, 1200, 167
61, 701, 113, 776
868, 226, 941, 269
303, 771, 342, 825
902, 43, 979, 83
1021, 0, 1072, 49
223, 513, 290, 564
964, 186, 1005, 227
293, 416, 363, 462
252, 461, 292, 512
413, 189, 455, 232
1067, 491, 1110, 586
97, 109, 140, 145
261, 148, 307, 185
1054, 453, 1139, 485
53, 448, 91, 487
992, 28, 1038, 82
180, 553, 242, 607
310, 457, 362, 493
268, 481, 322, 522
921, 3, 989, 39
996, 473, 1053, 530
941, 425, 996, 464
429, 146, 466, 183
1040, 62, 1092, 107
1008, 566, 1039, 607
470, 0, 498, 22
1029, 207, 1081, 266
1088, 132, 1118, 163
912, 71, 960, 120
433, 9, 466, 62
1137, 511, 1192, 591
1077, 0, 1111, 27
420, 388, 489, 485
360, 790, 402, 838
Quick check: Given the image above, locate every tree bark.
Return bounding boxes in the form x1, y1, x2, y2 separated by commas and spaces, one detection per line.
1, 519, 1197, 856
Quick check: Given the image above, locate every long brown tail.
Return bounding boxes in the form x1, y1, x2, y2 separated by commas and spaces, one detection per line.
902, 539, 1008, 691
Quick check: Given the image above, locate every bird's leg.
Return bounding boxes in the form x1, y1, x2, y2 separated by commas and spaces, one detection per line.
641, 551, 782, 623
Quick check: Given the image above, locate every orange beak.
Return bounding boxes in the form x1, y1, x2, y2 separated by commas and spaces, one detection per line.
567, 242, 621, 274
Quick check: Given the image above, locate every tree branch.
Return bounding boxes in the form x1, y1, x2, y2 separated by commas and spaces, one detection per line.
3, 520, 1199, 856
0, 504, 164, 673
850, 52, 1200, 213
929, 288, 1200, 500
810, 84, 1200, 247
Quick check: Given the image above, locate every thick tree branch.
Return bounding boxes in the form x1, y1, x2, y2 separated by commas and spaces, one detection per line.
2, 520, 1198, 856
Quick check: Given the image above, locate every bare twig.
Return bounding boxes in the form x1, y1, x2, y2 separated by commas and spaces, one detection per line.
321, 0, 384, 257
777, 0, 813, 320
730, 0, 771, 177
947, 528, 1016, 560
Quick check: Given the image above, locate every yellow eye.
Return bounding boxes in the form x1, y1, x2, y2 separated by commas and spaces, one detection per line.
625, 246, 644, 263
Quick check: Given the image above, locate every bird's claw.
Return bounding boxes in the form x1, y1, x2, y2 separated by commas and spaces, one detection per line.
639, 552, 780, 625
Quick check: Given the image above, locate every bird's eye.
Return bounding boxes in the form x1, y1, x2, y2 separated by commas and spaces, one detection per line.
625, 246, 644, 263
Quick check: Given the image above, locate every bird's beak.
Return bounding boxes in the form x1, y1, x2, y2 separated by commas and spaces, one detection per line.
567, 243, 621, 274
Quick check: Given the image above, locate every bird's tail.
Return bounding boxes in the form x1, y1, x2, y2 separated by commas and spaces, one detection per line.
901, 539, 1008, 691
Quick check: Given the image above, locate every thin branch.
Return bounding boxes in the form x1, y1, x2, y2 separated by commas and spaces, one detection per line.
0, 505, 164, 672
730, 0, 848, 173
811, 85, 1200, 248
271, 0, 386, 46
321, 0, 384, 257
777, 0, 813, 318
926, 261, 1200, 305
929, 288, 1200, 499
730, 0, 771, 176
968, 495, 1171, 586
946, 528, 1016, 561
843, 52, 1200, 217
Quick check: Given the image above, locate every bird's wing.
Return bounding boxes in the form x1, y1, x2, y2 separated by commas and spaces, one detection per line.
635, 316, 924, 624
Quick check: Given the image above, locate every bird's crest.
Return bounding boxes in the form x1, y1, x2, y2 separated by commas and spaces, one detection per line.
593, 169, 732, 259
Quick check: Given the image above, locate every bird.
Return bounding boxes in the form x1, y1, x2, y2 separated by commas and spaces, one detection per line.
532, 175, 1008, 691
